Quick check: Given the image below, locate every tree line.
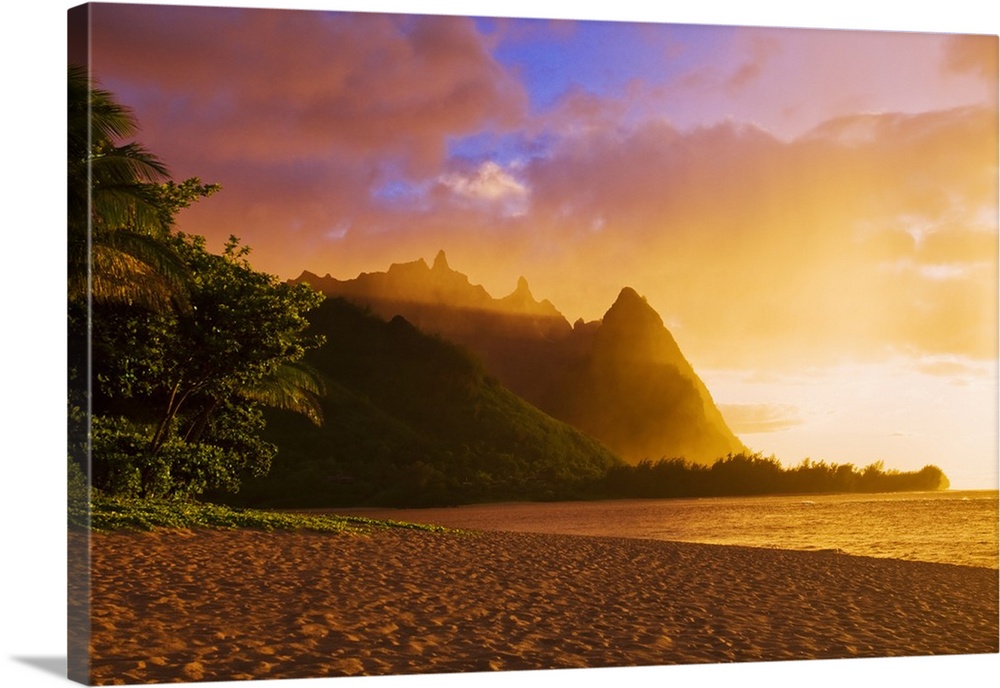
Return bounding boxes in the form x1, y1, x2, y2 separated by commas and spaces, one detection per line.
591, 453, 949, 499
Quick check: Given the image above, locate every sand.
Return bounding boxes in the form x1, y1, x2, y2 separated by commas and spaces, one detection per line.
73, 527, 999, 684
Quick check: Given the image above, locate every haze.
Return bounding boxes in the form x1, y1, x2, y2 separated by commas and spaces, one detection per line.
75, 1, 998, 488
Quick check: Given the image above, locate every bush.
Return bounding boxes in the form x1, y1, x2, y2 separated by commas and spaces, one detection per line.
90, 415, 271, 499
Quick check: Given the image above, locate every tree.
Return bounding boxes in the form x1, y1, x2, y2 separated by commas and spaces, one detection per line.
91, 234, 326, 498
69, 65, 222, 500
70, 66, 326, 499
68, 63, 218, 311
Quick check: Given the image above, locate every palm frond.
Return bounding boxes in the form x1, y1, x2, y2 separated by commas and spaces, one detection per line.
68, 64, 143, 153
90, 142, 170, 184
102, 231, 191, 299
238, 362, 326, 426
70, 243, 187, 312
71, 145, 170, 234
68, 63, 171, 235
68, 63, 190, 312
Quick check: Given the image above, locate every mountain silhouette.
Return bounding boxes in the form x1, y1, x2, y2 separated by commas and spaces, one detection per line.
295, 250, 564, 321
293, 253, 743, 465
543, 287, 743, 464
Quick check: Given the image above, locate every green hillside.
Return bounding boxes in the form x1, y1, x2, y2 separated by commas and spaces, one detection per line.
218, 298, 623, 508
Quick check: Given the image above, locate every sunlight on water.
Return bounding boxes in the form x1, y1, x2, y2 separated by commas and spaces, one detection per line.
343, 491, 999, 569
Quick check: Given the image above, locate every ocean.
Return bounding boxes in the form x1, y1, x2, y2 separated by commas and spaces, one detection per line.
340, 490, 999, 569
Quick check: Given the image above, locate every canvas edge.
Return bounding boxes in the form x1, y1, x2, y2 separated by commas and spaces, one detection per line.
67, 4, 94, 685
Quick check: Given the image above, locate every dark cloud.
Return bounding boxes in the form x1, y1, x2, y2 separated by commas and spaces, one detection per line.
89, 5, 528, 172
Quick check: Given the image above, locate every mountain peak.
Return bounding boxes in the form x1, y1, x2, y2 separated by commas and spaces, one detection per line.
499, 274, 563, 319
572, 286, 744, 463
432, 249, 450, 272
293, 269, 322, 284
514, 275, 531, 295
605, 287, 662, 326
614, 286, 644, 306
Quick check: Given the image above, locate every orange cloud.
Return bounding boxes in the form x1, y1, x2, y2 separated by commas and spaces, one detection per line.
500, 106, 998, 368
718, 403, 803, 434
81, 7, 997, 375
943, 34, 999, 82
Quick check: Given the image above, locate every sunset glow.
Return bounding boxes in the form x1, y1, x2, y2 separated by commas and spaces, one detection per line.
75, 1, 998, 488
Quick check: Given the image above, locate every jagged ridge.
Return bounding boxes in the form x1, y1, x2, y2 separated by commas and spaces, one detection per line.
294, 250, 564, 320
292, 252, 744, 465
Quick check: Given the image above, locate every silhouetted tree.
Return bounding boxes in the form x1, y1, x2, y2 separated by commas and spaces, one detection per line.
593, 453, 949, 499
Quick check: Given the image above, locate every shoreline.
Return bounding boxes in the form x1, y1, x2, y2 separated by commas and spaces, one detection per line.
76, 526, 999, 685
311, 489, 1000, 570
290, 489, 1000, 518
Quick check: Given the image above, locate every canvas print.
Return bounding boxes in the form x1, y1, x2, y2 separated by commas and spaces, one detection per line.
67, 1, 999, 685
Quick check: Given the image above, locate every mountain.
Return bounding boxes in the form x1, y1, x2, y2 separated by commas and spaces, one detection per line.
294, 250, 573, 401
292, 252, 744, 465
542, 288, 742, 464
217, 297, 622, 508
295, 249, 567, 324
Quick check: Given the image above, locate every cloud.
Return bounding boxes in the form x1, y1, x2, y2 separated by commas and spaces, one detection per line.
531, 84, 630, 138
725, 34, 780, 93
88, 5, 528, 172
440, 161, 529, 202
718, 404, 803, 434
81, 8, 998, 374
511, 105, 997, 367
163, 96, 995, 373
84, 5, 536, 279
911, 356, 994, 380
942, 34, 999, 82
647, 28, 995, 141
438, 161, 530, 217
228, 102, 993, 371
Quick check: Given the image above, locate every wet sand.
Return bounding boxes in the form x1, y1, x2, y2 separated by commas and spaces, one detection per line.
76, 528, 999, 684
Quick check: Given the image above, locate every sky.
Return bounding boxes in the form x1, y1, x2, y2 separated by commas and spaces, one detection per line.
70, 0, 999, 488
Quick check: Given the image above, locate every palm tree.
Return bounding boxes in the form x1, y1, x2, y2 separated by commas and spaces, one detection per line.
67, 63, 190, 310
173, 361, 326, 449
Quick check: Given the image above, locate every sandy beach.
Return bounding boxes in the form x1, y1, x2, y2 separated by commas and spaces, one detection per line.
75, 527, 999, 684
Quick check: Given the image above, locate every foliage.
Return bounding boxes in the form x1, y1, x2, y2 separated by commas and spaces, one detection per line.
216, 298, 623, 509
68, 64, 219, 311
67, 454, 90, 529
88, 234, 325, 498
215, 297, 950, 509
67, 64, 169, 236
71, 66, 325, 501
594, 452, 950, 499
75, 494, 453, 534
